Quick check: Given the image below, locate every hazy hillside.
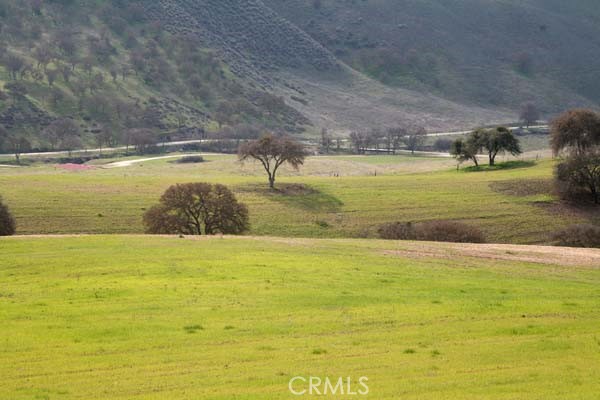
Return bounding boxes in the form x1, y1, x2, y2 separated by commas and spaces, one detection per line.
264, 0, 600, 114
1, 0, 599, 150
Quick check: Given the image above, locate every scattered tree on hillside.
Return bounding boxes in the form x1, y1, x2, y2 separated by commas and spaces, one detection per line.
128, 128, 157, 154
5, 135, 31, 164
551, 109, 600, 204
238, 133, 306, 189
60, 135, 83, 157
5, 54, 26, 79
144, 183, 249, 235
515, 52, 534, 75
520, 103, 540, 128
0, 196, 16, 236
43, 118, 80, 150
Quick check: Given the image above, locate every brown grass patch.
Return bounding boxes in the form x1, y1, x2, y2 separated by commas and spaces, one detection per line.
384, 242, 600, 268
489, 179, 553, 197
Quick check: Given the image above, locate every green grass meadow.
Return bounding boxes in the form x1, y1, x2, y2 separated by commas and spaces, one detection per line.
1, 236, 599, 399
0, 154, 582, 243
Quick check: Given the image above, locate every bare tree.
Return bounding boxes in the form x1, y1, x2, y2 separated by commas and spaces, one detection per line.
43, 118, 80, 150
520, 103, 540, 128
403, 126, 427, 155
238, 133, 306, 189
386, 127, 406, 154
60, 135, 83, 157
321, 128, 332, 153
5, 135, 31, 164
349, 130, 372, 154
128, 128, 157, 154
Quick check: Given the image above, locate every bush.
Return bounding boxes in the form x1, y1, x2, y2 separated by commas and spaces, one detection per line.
378, 222, 416, 240
551, 224, 600, 248
0, 197, 16, 236
378, 220, 486, 243
175, 155, 204, 164
416, 221, 486, 243
555, 151, 600, 204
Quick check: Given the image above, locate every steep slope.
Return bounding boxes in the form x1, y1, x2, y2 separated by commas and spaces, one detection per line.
264, 0, 600, 115
142, 0, 513, 132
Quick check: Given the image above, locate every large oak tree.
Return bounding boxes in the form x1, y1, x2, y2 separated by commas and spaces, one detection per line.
144, 183, 249, 235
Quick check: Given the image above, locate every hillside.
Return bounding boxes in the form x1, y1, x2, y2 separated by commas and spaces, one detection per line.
265, 0, 600, 114
1, 0, 600, 150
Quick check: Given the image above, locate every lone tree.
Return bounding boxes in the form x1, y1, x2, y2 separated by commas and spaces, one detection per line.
0, 196, 16, 236
479, 127, 522, 166
520, 103, 540, 128
551, 109, 600, 204
238, 133, 306, 189
144, 183, 249, 235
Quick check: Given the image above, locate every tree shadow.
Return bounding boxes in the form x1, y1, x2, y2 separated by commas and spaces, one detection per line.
242, 183, 344, 212
463, 160, 536, 172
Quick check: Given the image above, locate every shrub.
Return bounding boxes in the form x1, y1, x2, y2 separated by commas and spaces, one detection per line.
175, 155, 204, 164
378, 222, 416, 240
551, 224, 600, 248
378, 220, 486, 243
554, 150, 600, 204
0, 197, 16, 236
415, 221, 486, 243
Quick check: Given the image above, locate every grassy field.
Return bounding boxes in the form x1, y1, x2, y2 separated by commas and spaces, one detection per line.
0, 153, 588, 243
1, 235, 599, 399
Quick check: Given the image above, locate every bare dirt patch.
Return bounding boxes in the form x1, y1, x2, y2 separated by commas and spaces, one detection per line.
384, 241, 600, 268
57, 163, 96, 171
489, 179, 553, 197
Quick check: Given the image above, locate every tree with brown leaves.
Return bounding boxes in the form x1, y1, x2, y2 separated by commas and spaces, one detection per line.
144, 183, 249, 235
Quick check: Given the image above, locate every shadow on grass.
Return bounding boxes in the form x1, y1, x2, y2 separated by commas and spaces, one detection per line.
242, 183, 344, 212
463, 160, 536, 172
